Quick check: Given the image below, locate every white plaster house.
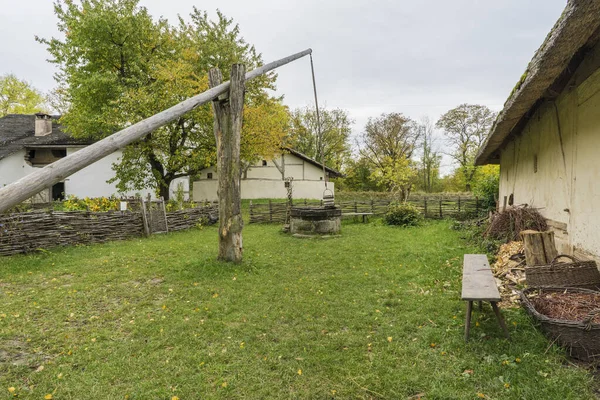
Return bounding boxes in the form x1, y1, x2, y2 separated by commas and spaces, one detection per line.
475, 0, 600, 260
0, 113, 188, 201
192, 147, 342, 201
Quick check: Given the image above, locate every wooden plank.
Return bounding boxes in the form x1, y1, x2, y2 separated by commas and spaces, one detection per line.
462, 254, 501, 301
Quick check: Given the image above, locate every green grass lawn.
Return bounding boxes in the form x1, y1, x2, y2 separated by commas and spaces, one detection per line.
0, 221, 596, 399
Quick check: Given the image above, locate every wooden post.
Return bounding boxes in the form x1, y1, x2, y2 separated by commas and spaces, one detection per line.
476, 197, 480, 215
269, 199, 273, 223
424, 197, 427, 218
521, 230, 559, 266
209, 64, 245, 263
439, 197, 443, 218
458, 196, 461, 213
160, 196, 169, 233
139, 197, 150, 237
371, 199, 374, 214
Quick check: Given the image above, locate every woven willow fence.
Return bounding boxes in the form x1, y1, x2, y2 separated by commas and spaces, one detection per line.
249, 196, 482, 224
0, 204, 218, 257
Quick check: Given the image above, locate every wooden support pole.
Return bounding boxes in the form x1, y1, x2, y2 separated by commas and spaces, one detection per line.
209, 64, 245, 263
0, 49, 312, 214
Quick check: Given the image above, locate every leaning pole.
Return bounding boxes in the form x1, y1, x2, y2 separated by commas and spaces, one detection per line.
0, 49, 313, 214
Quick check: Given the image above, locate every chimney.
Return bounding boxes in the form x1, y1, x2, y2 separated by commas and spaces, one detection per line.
35, 113, 53, 136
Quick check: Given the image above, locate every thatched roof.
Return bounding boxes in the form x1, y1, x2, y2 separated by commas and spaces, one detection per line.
475, 0, 600, 165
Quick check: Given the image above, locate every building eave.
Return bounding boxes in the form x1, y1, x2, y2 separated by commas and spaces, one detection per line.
475, 0, 600, 166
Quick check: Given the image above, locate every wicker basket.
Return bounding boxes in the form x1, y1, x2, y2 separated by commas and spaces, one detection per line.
525, 254, 600, 289
519, 287, 600, 361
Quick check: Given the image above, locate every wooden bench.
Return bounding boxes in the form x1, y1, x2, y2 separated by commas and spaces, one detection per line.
342, 212, 373, 223
462, 254, 510, 342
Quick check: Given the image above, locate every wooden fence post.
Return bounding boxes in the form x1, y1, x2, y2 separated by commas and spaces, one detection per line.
458, 196, 461, 213
371, 199, 374, 214
269, 199, 273, 223
209, 64, 245, 263
439, 197, 443, 218
249, 200, 253, 223
424, 197, 427, 218
139, 197, 150, 237
476, 196, 480, 216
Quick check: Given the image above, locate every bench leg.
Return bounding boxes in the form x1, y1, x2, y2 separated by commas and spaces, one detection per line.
465, 301, 473, 342
491, 302, 510, 339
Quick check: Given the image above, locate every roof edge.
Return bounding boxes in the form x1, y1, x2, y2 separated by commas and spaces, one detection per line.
475, 0, 600, 165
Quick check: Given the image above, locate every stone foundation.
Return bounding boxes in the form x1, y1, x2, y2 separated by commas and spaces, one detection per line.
290, 206, 341, 236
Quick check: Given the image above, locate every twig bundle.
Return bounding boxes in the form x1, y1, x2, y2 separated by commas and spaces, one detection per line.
485, 206, 548, 242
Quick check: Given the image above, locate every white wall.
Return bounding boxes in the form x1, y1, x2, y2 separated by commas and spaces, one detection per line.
498, 41, 600, 260
1, 147, 189, 201
192, 179, 333, 201
0, 150, 34, 186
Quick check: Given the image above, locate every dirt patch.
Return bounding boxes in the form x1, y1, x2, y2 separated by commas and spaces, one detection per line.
148, 277, 164, 285
0, 339, 51, 368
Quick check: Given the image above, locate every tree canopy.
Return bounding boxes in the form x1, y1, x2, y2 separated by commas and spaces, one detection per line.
436, 104, 496, 191
38, 0, 285, 199
287, 106, 352, 172
357, 113, 420, 199
0, 74, 46, 117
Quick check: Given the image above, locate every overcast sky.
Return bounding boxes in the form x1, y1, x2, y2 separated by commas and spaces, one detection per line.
0, 0, 567, 172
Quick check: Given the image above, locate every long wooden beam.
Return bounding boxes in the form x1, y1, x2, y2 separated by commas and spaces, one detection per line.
0, 49, 312, 213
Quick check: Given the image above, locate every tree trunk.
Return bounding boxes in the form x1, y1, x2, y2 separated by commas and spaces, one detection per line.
158, 182, 171, 201
209, 65, 245, 263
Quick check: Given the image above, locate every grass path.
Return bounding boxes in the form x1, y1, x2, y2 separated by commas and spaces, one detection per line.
0, 221, 595, 399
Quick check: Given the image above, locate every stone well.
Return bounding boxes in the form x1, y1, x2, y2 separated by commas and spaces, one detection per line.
290, 206, 341, 236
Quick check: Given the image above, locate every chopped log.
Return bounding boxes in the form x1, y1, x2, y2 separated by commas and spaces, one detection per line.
209, 64, 245, 263
520, 230, 559, 266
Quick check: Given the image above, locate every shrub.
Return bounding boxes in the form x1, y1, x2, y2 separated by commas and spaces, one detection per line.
384, 202, 422, 227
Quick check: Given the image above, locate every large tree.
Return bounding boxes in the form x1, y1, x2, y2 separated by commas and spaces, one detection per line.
435, 104, 496, 191
0, 74, 46, 117
288, 106, 352, 171
415, 117, 441, 193
38, 0, 285, 199
358, 112, 420, 199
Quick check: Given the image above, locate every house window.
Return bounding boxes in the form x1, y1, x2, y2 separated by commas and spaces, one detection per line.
533, 154, 538, 173
262, 160, 268, 166
207, 173, 213, 180
51, 149, 67, 158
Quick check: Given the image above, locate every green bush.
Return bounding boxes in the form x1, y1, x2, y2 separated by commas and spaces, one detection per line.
384, 202, 422, 227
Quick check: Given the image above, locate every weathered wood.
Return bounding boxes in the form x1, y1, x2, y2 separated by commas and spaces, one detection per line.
491, 302, 510, 339
0, 49, 313, 214
462, 254, 509, 342
210, 64, 245, 263
0, 203, 218, 256
462, 254, 501, 301
521, 230, 558, 266
139, 197, 150, 237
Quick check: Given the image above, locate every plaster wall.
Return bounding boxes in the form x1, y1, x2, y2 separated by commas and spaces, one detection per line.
1, 148, 188, 201
192, 179, 333, 201
499, 53, 600, 259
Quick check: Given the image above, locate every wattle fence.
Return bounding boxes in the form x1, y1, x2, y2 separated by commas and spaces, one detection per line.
0, 203, 218, 257
249, 196, 483, 224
